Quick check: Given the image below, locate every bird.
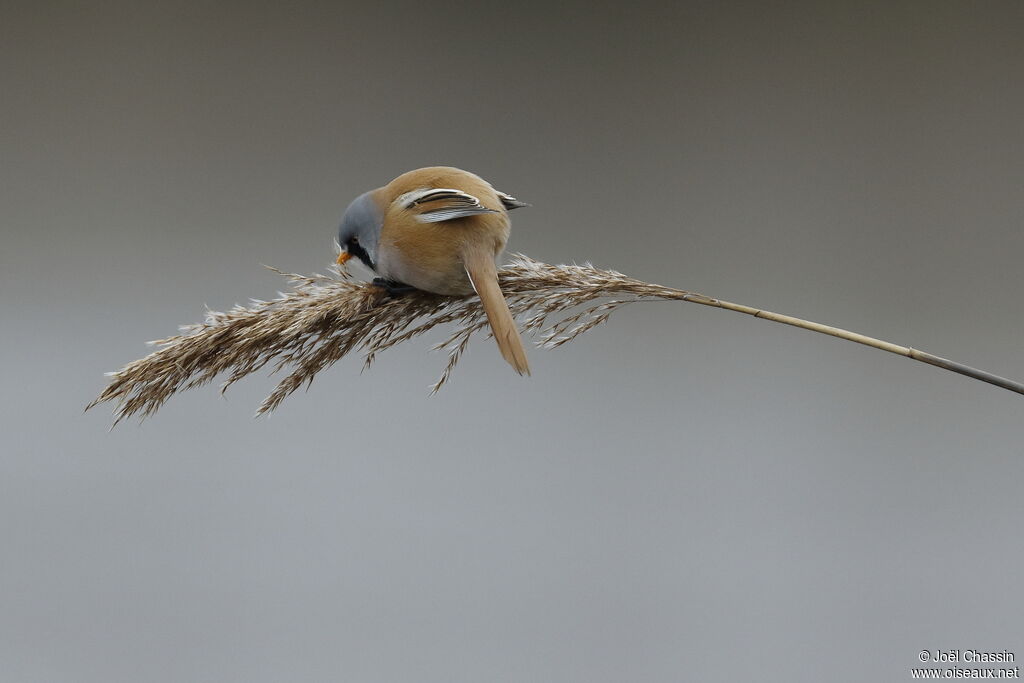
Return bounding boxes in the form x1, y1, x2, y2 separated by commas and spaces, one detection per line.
335, 166, 531, 375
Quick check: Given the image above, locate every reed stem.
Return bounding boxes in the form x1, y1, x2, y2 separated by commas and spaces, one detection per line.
664, 289, 1024, 396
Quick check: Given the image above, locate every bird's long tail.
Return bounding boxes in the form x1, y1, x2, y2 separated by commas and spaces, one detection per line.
464, 248, 531, 376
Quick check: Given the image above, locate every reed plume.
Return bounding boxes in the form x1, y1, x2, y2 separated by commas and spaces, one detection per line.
87, 254, 1024, 424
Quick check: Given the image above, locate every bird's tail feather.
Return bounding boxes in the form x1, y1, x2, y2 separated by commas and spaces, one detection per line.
464, 248, 531, 376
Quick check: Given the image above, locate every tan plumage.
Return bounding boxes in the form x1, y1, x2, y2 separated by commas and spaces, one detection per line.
338, 166, 530, 375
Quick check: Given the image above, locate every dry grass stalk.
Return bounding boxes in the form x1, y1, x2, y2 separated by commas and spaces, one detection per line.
87, 254, 1024, 423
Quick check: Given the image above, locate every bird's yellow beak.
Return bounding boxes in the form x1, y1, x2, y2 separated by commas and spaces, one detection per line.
336, 250, 352, 266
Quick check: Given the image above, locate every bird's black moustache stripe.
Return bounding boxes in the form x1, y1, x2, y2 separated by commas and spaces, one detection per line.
347, 241, 375, 270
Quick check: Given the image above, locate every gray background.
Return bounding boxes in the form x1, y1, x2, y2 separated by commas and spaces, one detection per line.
2, 1, 1022, 681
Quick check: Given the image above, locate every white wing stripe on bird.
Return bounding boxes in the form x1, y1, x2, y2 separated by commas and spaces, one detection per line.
398, 187, 500, 223
398, 188, 482, 208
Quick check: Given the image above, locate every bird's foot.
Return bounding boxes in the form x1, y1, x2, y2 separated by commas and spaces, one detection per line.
371, 278, 417, 297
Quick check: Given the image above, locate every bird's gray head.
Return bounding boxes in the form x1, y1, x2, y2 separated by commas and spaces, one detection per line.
336, 190, 382, 270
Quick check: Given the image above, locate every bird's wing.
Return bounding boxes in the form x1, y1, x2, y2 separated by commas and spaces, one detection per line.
398, 188, 499, 223
496, 191, 530, 210
463, 245, 531, 376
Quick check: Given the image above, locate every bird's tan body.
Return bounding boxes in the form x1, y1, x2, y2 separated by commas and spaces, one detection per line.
361, 166, 530, 375
373, 167, 510, 296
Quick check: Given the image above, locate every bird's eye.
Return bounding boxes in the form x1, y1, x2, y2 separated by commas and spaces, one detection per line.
350, 236, 359, 245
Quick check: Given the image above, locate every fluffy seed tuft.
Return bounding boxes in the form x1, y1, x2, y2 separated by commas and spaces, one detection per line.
87, 255, 691, 422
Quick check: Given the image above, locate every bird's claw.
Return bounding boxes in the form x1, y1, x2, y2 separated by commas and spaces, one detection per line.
371, 278, 417, 297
